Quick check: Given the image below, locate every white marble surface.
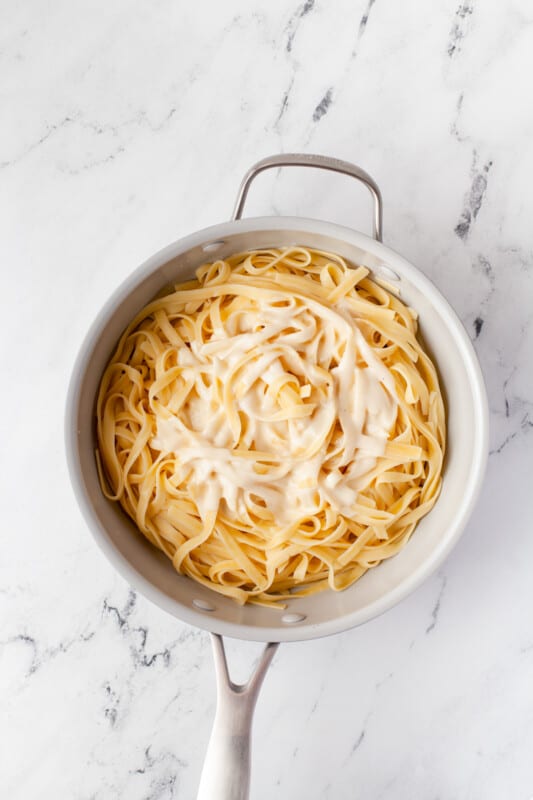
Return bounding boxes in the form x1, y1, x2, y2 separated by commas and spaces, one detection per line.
2, 0, 533, 797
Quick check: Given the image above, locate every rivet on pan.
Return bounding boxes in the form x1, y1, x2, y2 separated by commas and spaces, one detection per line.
281, 612, 306, 624
193, 598, 216, 612
202, 240, 225, 253
373, 265, 400, 281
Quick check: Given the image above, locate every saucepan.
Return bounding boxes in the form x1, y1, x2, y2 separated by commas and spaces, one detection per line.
66, 154, 489, 799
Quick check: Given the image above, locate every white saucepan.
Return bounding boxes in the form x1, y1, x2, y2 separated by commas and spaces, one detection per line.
66, 154, 489, 800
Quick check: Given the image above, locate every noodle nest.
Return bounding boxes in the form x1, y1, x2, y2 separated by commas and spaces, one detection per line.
96, 247, 445, 606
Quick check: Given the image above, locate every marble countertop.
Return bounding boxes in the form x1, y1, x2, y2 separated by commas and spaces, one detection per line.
2, 1, 532, 797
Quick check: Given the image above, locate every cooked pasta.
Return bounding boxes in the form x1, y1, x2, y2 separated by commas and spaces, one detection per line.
96, 247, 445, 606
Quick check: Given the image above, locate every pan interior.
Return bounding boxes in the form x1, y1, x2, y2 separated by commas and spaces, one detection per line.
68, 218, 487, 642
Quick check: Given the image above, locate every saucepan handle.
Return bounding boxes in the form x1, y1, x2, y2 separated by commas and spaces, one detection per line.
231, 152, 383, 242
197, 634, 279, 800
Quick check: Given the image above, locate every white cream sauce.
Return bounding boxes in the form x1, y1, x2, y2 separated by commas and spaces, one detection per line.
150, 294, 397, 525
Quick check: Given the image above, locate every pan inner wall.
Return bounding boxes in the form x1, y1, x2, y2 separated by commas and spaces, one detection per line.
74, 225, 479, 637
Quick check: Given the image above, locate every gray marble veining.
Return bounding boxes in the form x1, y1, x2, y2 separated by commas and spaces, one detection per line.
1, 1, 532, 798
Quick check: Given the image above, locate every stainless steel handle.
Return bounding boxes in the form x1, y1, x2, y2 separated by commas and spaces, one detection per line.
197, 634, 279, 800
232, 153, 383, 242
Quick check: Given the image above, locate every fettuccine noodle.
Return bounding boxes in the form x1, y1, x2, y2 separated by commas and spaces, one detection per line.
96, 247, 445, 606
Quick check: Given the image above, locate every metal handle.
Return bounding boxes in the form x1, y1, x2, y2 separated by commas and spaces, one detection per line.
232, 153, 383, 241
197, 634, 279, 800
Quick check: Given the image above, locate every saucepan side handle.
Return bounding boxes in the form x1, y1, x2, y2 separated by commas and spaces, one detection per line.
232, 152, 383, 241
197, 634, 279, 800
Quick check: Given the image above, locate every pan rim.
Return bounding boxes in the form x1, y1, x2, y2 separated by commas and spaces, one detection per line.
65, 216, 489, 642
